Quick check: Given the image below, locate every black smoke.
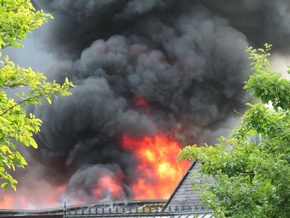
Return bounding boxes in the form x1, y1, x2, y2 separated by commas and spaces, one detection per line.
7, 0, 290, 207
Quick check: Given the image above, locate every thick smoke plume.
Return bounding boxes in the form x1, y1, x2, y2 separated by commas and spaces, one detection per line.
3, 0, 290, 208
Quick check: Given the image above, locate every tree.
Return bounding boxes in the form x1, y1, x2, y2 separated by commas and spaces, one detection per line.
0, 0, 74, 191
178, 44, 290, 217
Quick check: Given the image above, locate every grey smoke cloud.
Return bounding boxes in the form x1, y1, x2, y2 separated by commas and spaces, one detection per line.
199, 0, 290, 50
5, 0, 290, 207
66, 164, 133, 202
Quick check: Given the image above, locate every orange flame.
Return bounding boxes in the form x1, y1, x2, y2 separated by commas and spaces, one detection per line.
0, 134, 190, 208
122, 134, 190, 199
0, 184, 65, 209
0, 195, 13, 209
92, 176, 123, 200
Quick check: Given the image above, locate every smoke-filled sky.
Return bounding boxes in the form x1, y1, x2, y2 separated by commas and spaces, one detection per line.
2, 0, 290, 208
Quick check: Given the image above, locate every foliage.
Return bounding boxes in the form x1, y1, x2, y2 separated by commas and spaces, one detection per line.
0, 0, 74, 191
178, 44, 290, 217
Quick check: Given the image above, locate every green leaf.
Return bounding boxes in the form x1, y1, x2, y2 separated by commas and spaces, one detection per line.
1, 182, 8, 190
46, 97, 52, 104
29, 137, 38, 148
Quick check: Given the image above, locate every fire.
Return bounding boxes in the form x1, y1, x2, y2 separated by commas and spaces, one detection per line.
0, 193, 31, 209
133, 95, 153, 117
0, 184, 66, 209
135, 97, 148, 107
122, 134, 190, 199
0, 134, 190, 208
92, 176, 123, 200
0, 195, 13, 209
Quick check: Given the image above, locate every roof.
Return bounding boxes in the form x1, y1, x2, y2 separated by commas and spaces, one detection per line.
164, 161, 214, 216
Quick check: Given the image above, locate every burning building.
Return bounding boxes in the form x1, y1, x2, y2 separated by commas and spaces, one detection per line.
1, 0, 290, 209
